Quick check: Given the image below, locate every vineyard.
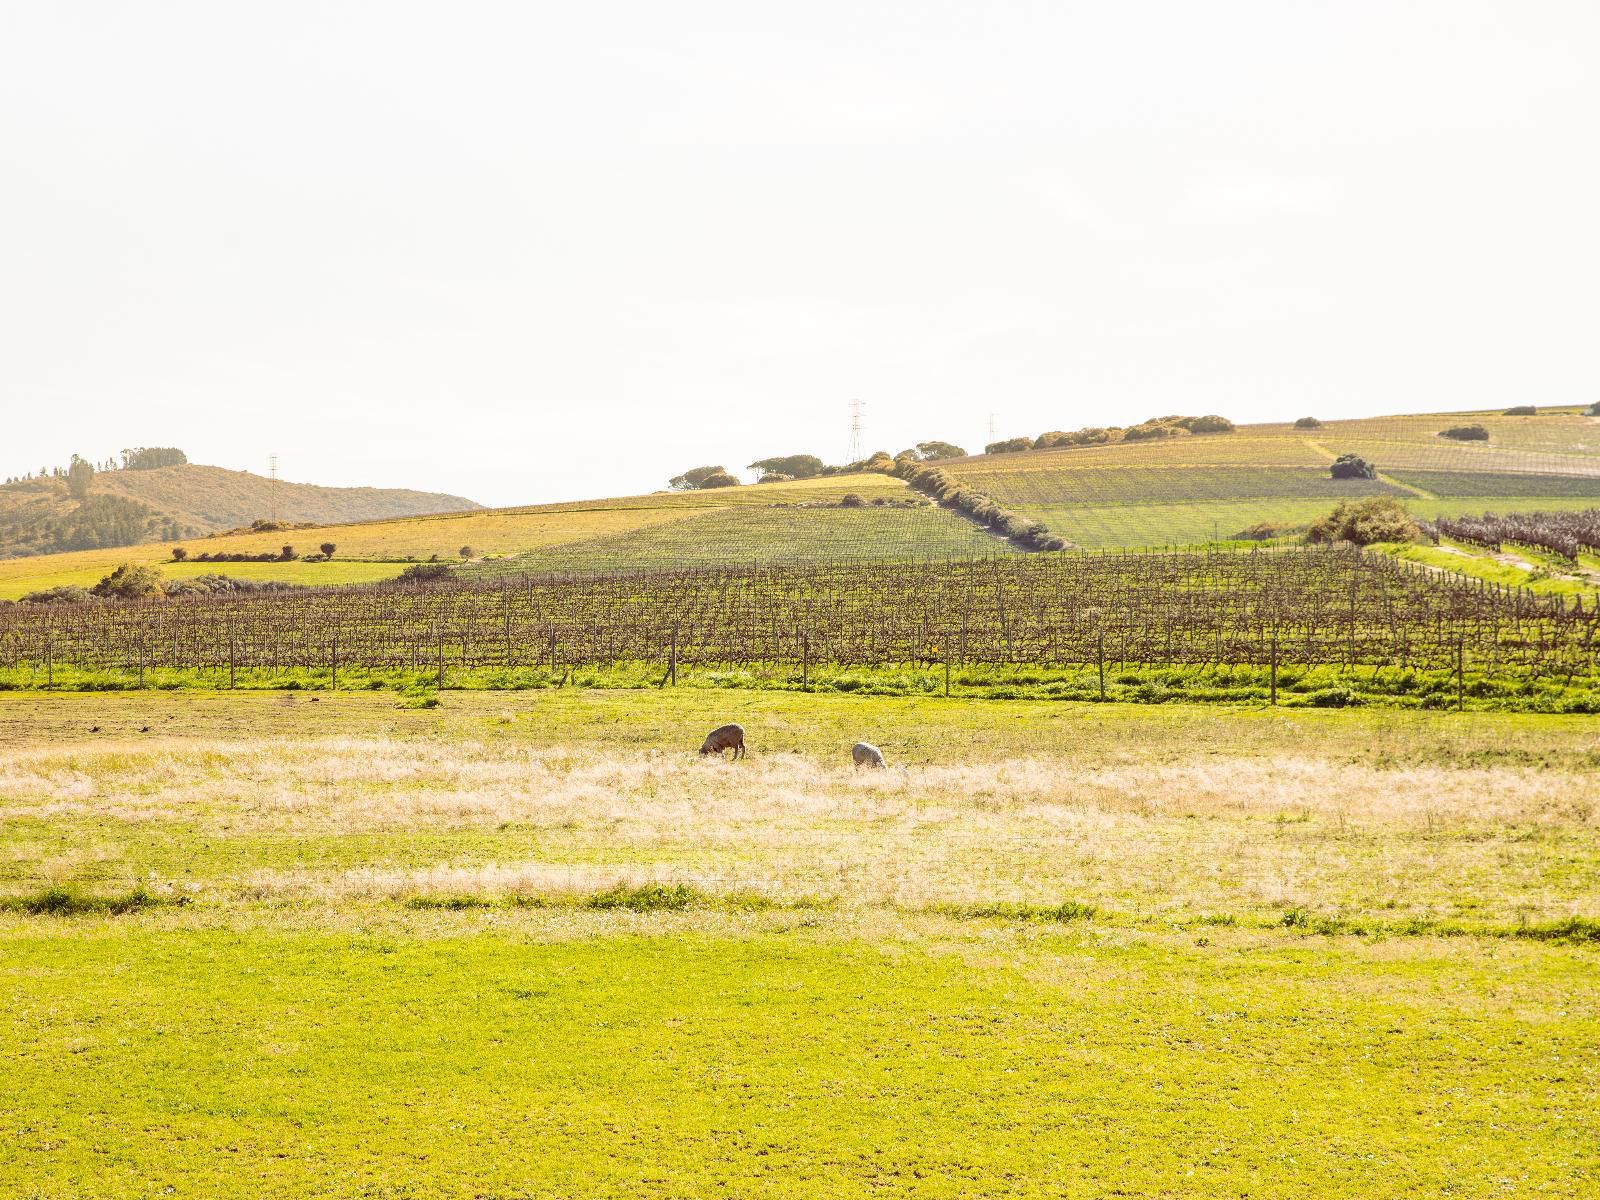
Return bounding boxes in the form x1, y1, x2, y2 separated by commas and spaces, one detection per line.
1429, 507, 1600, 562
3, 546, 1597, 707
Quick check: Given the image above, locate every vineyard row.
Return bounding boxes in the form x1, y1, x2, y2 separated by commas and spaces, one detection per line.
1, 548, 1595, 687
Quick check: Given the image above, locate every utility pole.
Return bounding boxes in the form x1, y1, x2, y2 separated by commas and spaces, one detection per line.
268, 453, 279, 524
847, 399, 864, 462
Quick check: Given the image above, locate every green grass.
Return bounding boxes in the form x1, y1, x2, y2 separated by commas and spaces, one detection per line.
2, 690, 1598, 1194
5, 921, 1593, 1198
1374, 541, 1598, 598
0, 557, 408, 600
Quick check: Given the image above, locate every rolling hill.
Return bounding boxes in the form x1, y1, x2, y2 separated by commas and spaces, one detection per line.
0, 462, 478, 559
4, 405, 1599, 601
944, 405, 1600, 548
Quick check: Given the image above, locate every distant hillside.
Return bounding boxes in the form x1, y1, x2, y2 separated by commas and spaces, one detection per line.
0, 464, 478, 559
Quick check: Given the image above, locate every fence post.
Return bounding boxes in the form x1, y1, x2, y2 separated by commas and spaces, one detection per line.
669, 627, 677, 687
1097, 631, 1106, 700
331, 627, 338, 691
1269, 633, 1278, 706
944, 656, 950, 698
46, 634, 53, 689
229, 634, 236, 690
437, 629, 445, 689
1456, 635, 1464, 711
801, 633, 809, 691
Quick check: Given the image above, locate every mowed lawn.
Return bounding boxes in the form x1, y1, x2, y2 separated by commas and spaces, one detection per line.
2, 690, 1597, 1198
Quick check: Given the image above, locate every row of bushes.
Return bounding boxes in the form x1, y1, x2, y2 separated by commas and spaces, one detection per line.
892, 460, 1070, 550
176, 540, 337, 563
12, 568, 295, 606
985, 414, 1236, 456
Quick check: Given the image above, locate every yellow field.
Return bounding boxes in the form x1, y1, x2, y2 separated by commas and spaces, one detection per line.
0, 475, 913, 598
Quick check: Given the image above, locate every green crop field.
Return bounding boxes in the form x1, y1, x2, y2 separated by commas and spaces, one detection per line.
2, 689, 1597, 1198
486, 502, 1015, 573
1013, 495, 1600, 550
1386, 470, 1600, 498
965, 465, 1404, 507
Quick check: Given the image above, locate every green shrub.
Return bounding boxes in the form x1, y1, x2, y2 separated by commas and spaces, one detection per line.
20, 584, 95, 605
91, 563, 164, 599
1440, 424, 1489, 441
586, 883, 700, 912
1305, 497, 1418, 545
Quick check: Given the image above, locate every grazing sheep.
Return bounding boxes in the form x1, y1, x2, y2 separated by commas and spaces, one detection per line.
852, 741, 887, 769
700, 723, 746, 759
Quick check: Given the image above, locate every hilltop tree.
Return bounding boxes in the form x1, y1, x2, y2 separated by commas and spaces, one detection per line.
1329, 454, 1376, 480
121, 447, 188, 471
984, 437, 1032, 454
67, 455, 94, 500
915, 441, 968, 460
747, 454, 824, 479
669, 465, 740, 490
320, 542, 337, 558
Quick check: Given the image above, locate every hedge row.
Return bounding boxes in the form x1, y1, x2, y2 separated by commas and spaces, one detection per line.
892, 459, 1071, 551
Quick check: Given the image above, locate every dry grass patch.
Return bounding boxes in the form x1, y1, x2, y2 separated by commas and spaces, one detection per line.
3, 736, 1595, 928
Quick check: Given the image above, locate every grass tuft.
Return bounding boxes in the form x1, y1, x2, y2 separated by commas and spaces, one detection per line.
936, 900, 1097, 923
3, 884, 171, 917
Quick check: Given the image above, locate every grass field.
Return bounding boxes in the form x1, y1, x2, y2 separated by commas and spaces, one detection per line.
2, 689, 1597, 1197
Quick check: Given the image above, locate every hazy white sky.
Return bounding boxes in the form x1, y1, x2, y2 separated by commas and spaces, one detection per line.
3, 1, 1596, 506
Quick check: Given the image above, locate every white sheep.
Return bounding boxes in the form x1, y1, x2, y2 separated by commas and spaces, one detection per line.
852, 741, 887, 769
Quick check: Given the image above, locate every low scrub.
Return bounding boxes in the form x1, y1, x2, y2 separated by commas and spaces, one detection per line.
2, 884, 173, 917
937, 900, 1097, 923
1305, 497, 1418, 546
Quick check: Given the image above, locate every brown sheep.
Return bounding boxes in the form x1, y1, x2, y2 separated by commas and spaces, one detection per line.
699, 723, 746, 759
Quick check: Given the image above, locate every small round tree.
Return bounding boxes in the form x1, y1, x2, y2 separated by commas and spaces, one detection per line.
459, 545, 474, 560
320, 542, 336, 559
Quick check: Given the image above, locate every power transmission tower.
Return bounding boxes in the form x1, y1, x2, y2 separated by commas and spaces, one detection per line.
847, 399, 864, 462
268, 453, 279, 523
